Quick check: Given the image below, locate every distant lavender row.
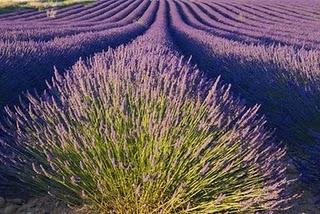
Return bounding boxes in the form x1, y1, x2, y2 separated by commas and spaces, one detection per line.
184, 0, 320, 49
0, 0, 158, 110
23, 0, 122, 22
0, 0, 150, 42
169, 0, 320, 191
0, 0, 137, 29
0, 0, 115, 22
0, 3, 83, 20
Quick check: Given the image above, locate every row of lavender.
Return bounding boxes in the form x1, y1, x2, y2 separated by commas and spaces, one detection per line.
4, 0, 318, 46
169, 0, 320, 198
181, 0, 320, 49
2, 0, 318, 47
0, 1, 294, 212
0, 0, 318, 212
0, 0, 158, 109
0, 0, 150, 42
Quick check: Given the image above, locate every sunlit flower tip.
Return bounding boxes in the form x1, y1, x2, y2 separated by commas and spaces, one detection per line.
44, 150, 53, 161
95, 168, 100, 174
174, 140, 182, 148
40, 164, 52, 178
118, 162, 125, 169
71, 175, 81, 184
32, 163, 41, 175
64, 160, 71, 167
81, 190, 87, 198
48, 191, 54, 197
79, 161, 84, 170
200, 162, 210, 176
49, 162, 56, 171
134, 184, 141, 196
216, 194, 225, 203
142, 174, 150, 183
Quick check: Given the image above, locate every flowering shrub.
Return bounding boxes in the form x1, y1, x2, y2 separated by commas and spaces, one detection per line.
0, 39, 293, 213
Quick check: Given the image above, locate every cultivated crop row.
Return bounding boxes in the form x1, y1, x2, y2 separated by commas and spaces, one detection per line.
0, 0, 319, 212
169, 0, 320, 197
0, 0, 158, 108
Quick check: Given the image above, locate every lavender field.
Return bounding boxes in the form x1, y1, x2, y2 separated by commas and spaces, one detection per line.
0, 0, 320, 213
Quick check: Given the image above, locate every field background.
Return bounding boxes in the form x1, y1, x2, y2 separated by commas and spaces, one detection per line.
0, 0, 320, 213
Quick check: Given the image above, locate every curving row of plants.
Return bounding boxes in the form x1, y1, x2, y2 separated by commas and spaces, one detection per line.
0, 0, 95, 15
186, 0, 320, 49
0, 0, 158, 109
0, 0, 150, 42
169, 0, 320, 197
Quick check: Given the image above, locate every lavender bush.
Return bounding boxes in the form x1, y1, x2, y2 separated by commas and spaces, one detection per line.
0, 36, 294, 212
